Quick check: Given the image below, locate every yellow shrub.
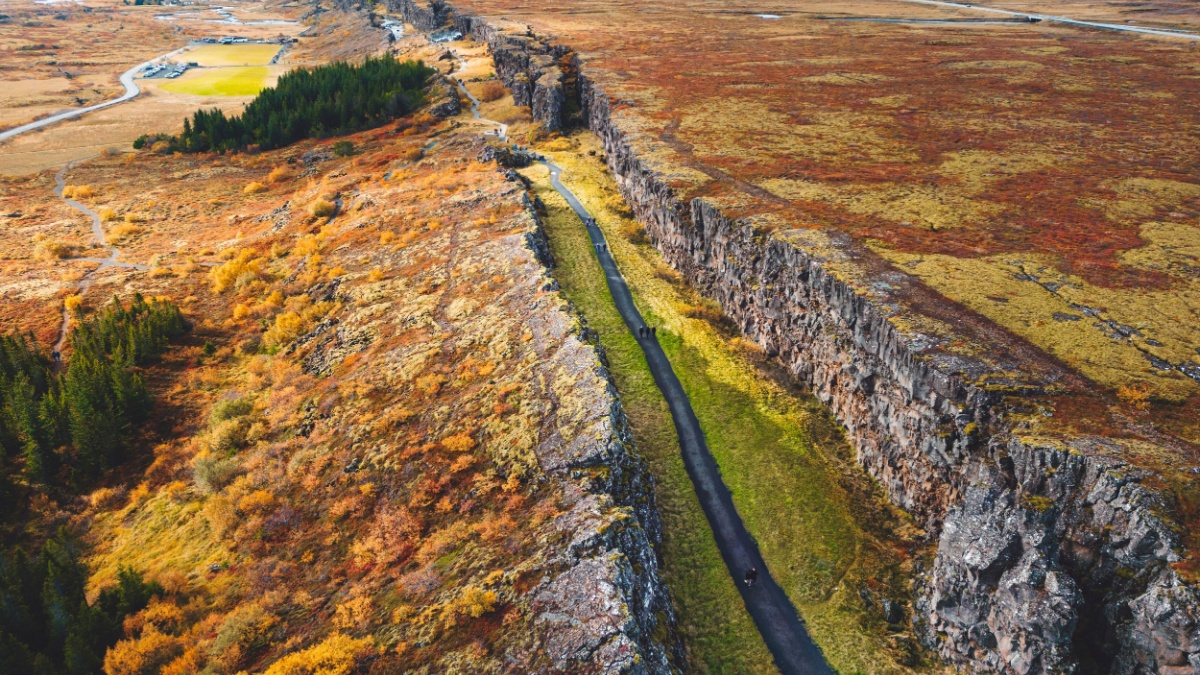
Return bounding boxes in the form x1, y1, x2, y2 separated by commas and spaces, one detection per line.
441, 433, 475, 453
232, 303, 251, 320
98, 207, 118, 222
73, 185, 97, 199
64, 294, 84, 312
379, 231, 394, 244
1118, 383, 1152, 411
209, 248, 267, 293
332, 596, 373, 630
263, 312, 304, 347
35, 239, 71, 260
261, 634, 374, 675
244, 181, 268, 195
149, 266, 174, 278
368, 268, 384, 282
293, 235, 321, 257
103, 626, 183, 675
310, 198, 337, 219
124, 212, 146, 224
237, 489, 275, 513
455, 586, 498, 618
267, 166, 292, 183
325, 266, 345, 280
109, 224, 143, 242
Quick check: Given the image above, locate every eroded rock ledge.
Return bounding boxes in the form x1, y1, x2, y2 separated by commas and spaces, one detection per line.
508, 165, 682, 672
395, 3, 1200, 672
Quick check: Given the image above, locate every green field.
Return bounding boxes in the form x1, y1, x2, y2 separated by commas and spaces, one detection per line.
184, 43, 280, 66
159, 67, 271, 97
524, 134, 932, 674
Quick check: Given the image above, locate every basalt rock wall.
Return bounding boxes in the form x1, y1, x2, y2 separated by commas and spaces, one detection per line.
452, 13, 568, 131
399, 3, 1200, 673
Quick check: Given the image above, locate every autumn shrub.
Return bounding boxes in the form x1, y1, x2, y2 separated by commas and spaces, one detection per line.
310, 198, 337, 219
332, 596, 373, 630
262, 299, 335, 348
261, 634, 374, 675
65, 293, 84, 312
209, 248, 268, 293
98, 207, 119, 222
109, 223, 144, 242
454, 586, 498, 618
103, 626, 184, 675
478, 80, 507, 102
244, 181, 268, 194
1118, 383, 1152, 411
124, 212, 146, 224
193, 453, 242, 493
208, 417, 251, 455
267, 165, 292, 183
34, 238, 71, 260
620, 220, 648, 245
208, 604, 277, 669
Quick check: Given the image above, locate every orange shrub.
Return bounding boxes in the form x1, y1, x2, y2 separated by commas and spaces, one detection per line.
478, 80, 507, 102
267, 165, 292, 183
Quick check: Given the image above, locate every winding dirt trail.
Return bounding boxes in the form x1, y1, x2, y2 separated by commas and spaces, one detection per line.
51, 161, 150, 357
448, 47, 832, 675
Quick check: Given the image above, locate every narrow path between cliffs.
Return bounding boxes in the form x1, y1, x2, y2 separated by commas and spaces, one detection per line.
448, 52, 832, 675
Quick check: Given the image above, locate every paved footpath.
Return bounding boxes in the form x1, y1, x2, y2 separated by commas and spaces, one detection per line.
542, 160, 833, 675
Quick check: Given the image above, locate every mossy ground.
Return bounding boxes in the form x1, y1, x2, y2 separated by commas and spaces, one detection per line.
524, 132, 932, 674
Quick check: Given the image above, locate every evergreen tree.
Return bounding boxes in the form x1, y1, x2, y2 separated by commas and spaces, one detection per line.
171, 55, 434, 153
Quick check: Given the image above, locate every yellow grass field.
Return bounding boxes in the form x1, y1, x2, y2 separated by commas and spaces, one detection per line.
160, 66, 273, 96
183, 43, 280, 67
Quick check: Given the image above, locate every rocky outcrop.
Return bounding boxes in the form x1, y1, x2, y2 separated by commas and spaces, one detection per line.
499, 158, 682, 673
388, 0, 449, 31
449, 13, 570, 132
425, 73, 462, 118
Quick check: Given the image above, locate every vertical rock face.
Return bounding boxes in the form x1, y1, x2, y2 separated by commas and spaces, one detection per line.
509, 177, 683, 673
389, 0, 450, 31
450, 13, 569, 132
401, 4, 1200, 673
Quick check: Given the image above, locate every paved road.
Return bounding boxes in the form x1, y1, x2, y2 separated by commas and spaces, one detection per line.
542, 160, 831, 675
893, 0, 1200, 39
448, 43, 829, 674
0, 46, 189, 144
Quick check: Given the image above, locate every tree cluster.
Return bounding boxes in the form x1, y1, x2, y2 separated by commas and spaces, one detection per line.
0, 294, 187, 488
0, 529, 161, 674
140, 56, 434, 154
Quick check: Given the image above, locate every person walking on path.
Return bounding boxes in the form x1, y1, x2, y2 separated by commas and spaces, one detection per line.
745, 567, 759, 588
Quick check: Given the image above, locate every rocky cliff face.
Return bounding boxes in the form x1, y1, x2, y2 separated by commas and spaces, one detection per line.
490, 155, 682, 672
448, 13, 569, 132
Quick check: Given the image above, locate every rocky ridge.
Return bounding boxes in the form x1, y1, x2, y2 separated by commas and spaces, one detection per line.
395, 3, 1200, 672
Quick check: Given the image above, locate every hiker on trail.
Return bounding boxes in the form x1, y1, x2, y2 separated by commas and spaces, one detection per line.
744, 567, 759, 587
51, 350, 61, 363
